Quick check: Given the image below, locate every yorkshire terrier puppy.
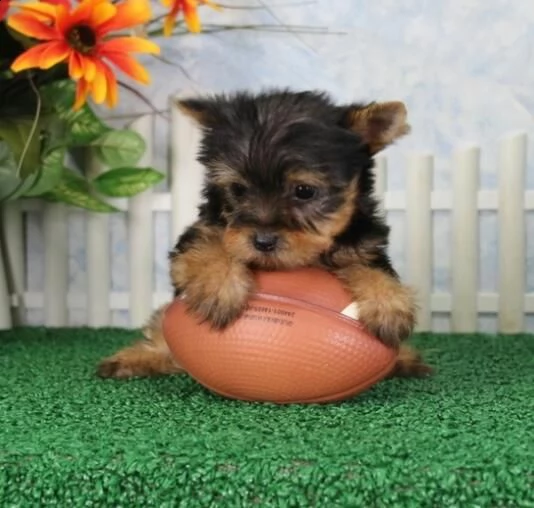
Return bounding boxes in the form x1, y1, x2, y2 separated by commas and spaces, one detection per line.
97, 89, 431, 380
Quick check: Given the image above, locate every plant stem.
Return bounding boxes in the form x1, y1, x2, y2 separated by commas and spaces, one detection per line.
217, 1, 317, 9
117, 81, 170, 121
147, 23, 344, 38
15, 74, 42, 177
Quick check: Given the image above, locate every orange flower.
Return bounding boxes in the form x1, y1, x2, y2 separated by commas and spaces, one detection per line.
0, 0, 10, 20
161, 0, 219, 36
7, 0, 160, 109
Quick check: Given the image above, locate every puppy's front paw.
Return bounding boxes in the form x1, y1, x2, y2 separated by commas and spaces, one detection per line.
182, 262, 253, 330
357, 289, 416, 348
337, 265, 416, 348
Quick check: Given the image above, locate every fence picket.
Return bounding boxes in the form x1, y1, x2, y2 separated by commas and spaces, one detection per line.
170, 100, 205, 241
451, 146, 480, 332
43, 203, 68, 326
128, 115, 155, 328
0, 257, 9, 328
374, 156, 387, 216
498, 133, 527, 333
3, 125, 531, 333
86, 155, 111, 327
0, 206, 12, 329
406, 154, 433, 331
1, 202, 25, 327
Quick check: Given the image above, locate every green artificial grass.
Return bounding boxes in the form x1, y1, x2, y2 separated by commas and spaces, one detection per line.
1, 328, 533, 507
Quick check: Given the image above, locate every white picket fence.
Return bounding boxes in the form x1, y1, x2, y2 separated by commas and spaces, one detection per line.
0, 104, 532, 333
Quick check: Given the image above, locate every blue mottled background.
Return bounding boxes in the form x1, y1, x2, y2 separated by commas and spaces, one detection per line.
26, 0, 534, 331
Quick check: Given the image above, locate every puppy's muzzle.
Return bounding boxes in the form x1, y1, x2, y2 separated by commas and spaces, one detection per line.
252, 232, 279, 252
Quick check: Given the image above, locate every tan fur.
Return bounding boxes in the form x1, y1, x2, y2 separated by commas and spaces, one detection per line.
224, 225, 339, 270
170, 228, 254, 329
322, 180, 359, 236
97, 97, 430, 381
96, 175, 429, 379
171, 233, 254, 328
389, 344, 433, 378
335, 264, 417, 348
223, 180, 358, 270
176, 100, 210, 126
328, 236, 388, 267
285, 169, 330, 188
208, 162, 247, 188
347, 101, 411, 154
276, 180, 358, 267
97, 306, 183, 378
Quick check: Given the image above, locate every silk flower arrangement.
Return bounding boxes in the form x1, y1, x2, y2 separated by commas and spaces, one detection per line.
0, 0, 218, 210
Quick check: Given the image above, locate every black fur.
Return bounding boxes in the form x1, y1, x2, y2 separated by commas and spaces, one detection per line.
185, 90, 371, 187
95, 89, 421, 379
172, 88, 400, 276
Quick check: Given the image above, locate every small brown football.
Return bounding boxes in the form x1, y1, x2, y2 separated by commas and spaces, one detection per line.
162, 267, 397, 404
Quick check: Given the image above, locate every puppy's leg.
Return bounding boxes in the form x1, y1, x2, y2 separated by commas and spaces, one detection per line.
335, 264, 416, 348
96, 222, 253, 378
390, 344, 433, 378
334, 264, 431, 377
97, 306, 183, 379
170, 226, 254, 329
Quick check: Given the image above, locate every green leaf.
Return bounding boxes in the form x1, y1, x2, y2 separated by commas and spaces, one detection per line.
40, 80, 110, 145
92, 130, 146, 168
0, 140, 20, 201
41, 114, 68, 153
0, 174, 39, 202
0, 117, 42, 178
43, 167, 119, 212
23, 147, 66, 197
0, 139, 41, 202
92, 167, 165, 197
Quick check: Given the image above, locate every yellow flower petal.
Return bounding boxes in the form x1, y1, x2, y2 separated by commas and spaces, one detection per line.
88, 1, 116, 28
98, 0, 152, 33
54, 5, 71, 35
102, 63, 118, 108
11, 43, 50, 72
201, 0, 222, 11
7, 12, 57, 40
163, 13, 175, 36
82, 57, 97, 82
66, 0, 109, 32
90, 70, 108, 104
100, 36, 160, 55
69, 53, 98, 82
13, 2, 58, 21
90, 60, 108, 103
38, 40, 70, 69
183, 2, 201, 33
74, 78, 90, 110
104, 52, 150, 84
68, 51, 84, 79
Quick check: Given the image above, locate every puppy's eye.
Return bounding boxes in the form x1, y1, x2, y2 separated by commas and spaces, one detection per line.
230, 183, 247, 198
294, 184, 317, 201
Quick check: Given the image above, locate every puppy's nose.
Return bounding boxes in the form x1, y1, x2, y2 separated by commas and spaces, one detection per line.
252, 232, 279, 252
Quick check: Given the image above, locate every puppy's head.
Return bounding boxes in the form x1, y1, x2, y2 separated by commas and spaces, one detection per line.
178, 89, 409, 269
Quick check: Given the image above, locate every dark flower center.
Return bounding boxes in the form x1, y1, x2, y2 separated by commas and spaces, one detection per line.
67, 25, 96, 53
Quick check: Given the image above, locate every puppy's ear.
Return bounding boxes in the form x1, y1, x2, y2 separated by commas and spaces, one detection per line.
176, 97, 218, 127
342, 101, 410, 154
